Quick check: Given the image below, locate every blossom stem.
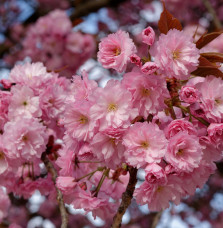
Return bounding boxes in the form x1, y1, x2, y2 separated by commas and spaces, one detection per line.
151, 210, 163, 228
78, 160, 101, 163
94, 168, 110, 197
111, 167, 138, 228
201, 0, 222, 30
76, 167, 105, 182
41, 152, 68, 228
178, 105, 210, 127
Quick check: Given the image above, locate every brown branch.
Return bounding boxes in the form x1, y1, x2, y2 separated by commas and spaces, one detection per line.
151, 211, 163, 228
201, 0, 222, 30
70, 0, 127, 21
111, 167, 138, 228
41, 152, 68, 228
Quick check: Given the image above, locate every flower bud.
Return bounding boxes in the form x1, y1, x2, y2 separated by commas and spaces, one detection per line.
142, 26, 155, 46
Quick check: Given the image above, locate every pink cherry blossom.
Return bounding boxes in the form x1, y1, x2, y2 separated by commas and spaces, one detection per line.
8, 85, 41, 120
142, 26, 155, 46
130, 54, 142, 67
122, 70, 169, 118
0, 91, 11, 131
98, 30, 136, 72
195, 75, 223, 122
3, 118, 47, 162
123, 122, 167, 168
9, 62, 53, 90
71, 187, 117, 220
165, 118, 197, 139
63, 101, 97, 141
90, 79, 138, 130
151, 29, 200, 80
145, 163, 167, 185
134, 173, 183, 211
91, 132, 125, 169
179, 86, 199, 104
207, 123, 223, 150
166, 132, 202, 172
141, 62, 159, 75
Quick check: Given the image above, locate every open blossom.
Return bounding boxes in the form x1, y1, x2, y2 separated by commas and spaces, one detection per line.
142, 26, 155, 46
179, 86, 199, 104
63, 101, 97, 141
91, 132, 125, 169
71, 71, 98, 101
123, 122, 167, 168
134, 172, 183, 211
199, 136, 222, 162
207, 123, 223, 150
72, 187, 117, 220
151, 29, 199, 80
145, 163, 167, 185
0, 91, 11, 130
97, 30, 136, 72
122, 70, 169, 118
9, 62, 53, 89
165, 118, 197, 139
166, 132, 202, 172
8, 85, 41, 120
195, 76, 223, 122
90, 80, 138, 130
3, 118, 47, 161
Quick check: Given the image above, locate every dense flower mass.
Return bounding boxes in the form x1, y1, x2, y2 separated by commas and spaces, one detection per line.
1, 5, 223, 227
6, 10, 96, 77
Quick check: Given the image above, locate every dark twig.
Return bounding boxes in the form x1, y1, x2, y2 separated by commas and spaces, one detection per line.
70, 0, 127, 21
201, 0, 222, 30
41, 152, 68, 228
111, 167, 138, 228
151, 211, 163, 228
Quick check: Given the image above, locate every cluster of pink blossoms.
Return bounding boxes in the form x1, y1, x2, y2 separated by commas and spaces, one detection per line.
0, 20, 223, 225
5, 10, 96, 77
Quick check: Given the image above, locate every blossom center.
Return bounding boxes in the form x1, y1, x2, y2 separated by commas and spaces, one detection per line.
22, 135, 28, 142
177, 149, 184, 156
110, 138, 116, 146
23, 101, 28, 106
114, 47, 121, 56
215, 98, 222, 105
107, 103, 118, 112
156, 186, 163, 193
141, 88, 150, 97
140, 141, 149, 149
172, 50, 181, 60
79, 115, 88, 124
0, 151, 5, 160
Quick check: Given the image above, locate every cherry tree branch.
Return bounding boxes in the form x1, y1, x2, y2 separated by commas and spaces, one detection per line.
151, 211, 163, 228
70, 0, 126, 21
201, 0, 222, 30
111, 167, 138, 228
41, 152, 68, 228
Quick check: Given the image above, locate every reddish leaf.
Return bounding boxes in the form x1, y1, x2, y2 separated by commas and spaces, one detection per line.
191, 66, 223, 78
198, 56, 217, 67
158, 1, 182, 34
200, 53, 223, 63
191, 56, 223, 78
196, 32, 222, 49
